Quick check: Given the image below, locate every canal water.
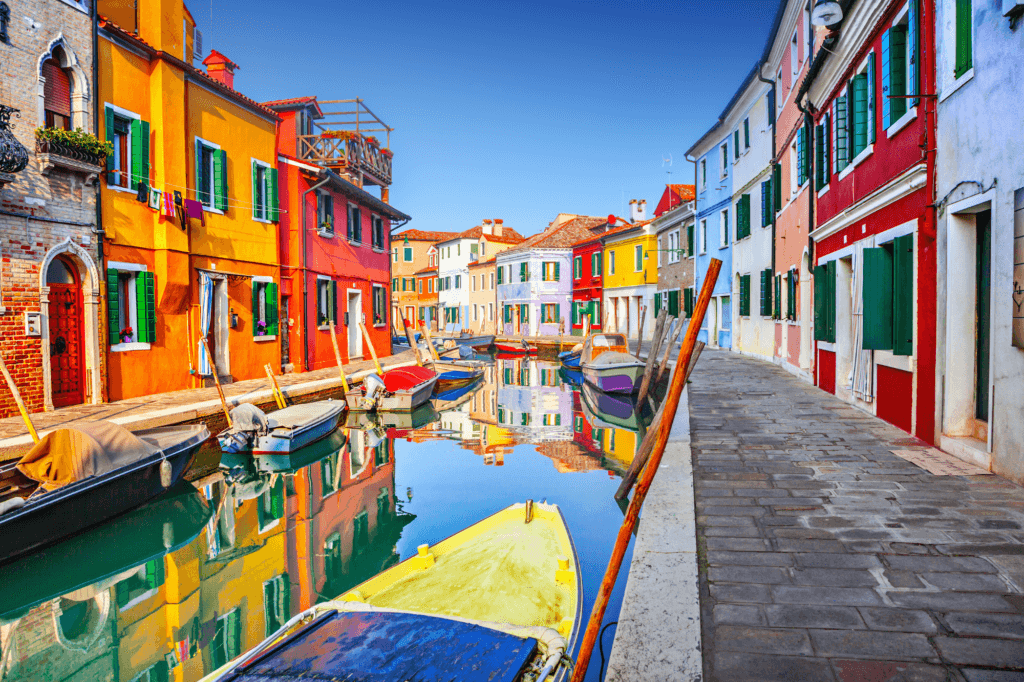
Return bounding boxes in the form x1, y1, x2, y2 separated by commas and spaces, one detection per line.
0, 357, 659, 682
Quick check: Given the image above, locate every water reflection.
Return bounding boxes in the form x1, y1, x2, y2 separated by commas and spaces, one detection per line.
1, 358, 657, 681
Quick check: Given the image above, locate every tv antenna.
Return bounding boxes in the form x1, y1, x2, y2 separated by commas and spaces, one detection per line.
662, 154, 673, 167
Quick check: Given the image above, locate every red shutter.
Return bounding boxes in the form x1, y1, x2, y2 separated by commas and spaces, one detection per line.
42, 60, 71, 117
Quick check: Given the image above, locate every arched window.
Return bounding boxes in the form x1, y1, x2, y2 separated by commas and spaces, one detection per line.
42, 51, 71, 130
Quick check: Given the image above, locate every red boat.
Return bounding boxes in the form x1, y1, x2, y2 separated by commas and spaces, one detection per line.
494, 341, 538, 356
345, 365, 437, 412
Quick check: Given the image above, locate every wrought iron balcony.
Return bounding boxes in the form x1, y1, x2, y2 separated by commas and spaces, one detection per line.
0, 105, 29, 188
297, 99, 393, 188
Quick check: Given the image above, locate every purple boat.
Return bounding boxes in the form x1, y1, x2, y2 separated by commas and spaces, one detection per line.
579, 333, 645, 394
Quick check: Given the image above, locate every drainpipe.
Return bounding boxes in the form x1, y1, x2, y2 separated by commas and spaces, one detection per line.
302, 173, 330, 372
756, 65, 776, 277
92, 4, 103, 265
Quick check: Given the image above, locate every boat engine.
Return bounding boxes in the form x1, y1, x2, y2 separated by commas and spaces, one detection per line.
361, 374, 388, 411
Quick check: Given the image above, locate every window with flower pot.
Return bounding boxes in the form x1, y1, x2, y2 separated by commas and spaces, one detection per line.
252, 278, 278, 339
372, 284, 386, 326
541, 303, 561, 324
251, 160, 278, 222
347, 204, 361, 243
104, 104, 148, 191
316, 277, 337, 328
42, 56, 72, 131
317, 191, 334, 236
541, 262, 560, 281
195, 137, 226, 211
107, 262, 154, 351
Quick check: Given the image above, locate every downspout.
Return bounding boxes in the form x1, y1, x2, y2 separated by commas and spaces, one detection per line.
302, 173, 330, 372
92, 5, 103, 265
756, 65, 776, 278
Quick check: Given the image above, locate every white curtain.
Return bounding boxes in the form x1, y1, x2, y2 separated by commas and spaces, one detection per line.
198, 273, 214, 376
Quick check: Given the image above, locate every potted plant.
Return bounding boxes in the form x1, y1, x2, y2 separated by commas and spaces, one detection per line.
256, 320, 267, 336
35, 127, 113, 165
319, 215, 333, 233
119, 326, 134, 344
365, 135, 380, 147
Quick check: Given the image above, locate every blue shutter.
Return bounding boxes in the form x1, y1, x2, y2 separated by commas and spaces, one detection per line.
908, 0, 918, 107
881, 31, 891, 129
867, 53, 876, 144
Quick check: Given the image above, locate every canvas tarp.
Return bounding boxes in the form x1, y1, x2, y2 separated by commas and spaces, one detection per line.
17, 421, 157, 490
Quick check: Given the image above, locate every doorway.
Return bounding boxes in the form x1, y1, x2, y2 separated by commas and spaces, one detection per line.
281, 296, 290, 369
46, 256, 84, 408
207, 277, 231, 383
975, 209, 992, 422
348, 290, 362, 358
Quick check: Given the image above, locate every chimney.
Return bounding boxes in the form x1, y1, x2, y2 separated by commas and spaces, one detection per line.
203, 50, 240, 90
494, 219, 504, 237
630, 199, 646, 223
482, 219, 493, 235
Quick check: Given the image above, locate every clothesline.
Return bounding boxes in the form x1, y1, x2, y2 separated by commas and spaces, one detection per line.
111, 169, 290, 214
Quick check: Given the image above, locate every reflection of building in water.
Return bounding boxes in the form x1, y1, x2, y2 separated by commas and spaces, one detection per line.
496, 360, 572, 443
571, 391, 605, 456
535, 441, 605, 473
0, 429, 408, 681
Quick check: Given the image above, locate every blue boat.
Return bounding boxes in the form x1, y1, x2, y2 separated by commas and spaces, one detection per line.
557, 348, 581, 369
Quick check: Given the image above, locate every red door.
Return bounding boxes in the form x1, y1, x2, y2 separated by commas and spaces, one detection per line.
47, 257, 85, 408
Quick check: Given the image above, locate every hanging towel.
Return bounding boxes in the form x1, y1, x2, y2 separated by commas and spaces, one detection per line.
135, 182, 149, 203
174, 191, 188, 232
184, 199, 206, 226
161, 189, 175, 218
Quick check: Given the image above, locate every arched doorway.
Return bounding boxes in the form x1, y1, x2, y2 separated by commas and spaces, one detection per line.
46, 256, 85, 408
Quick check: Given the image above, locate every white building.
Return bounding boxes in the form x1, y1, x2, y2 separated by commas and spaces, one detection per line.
437, 220, 524, 331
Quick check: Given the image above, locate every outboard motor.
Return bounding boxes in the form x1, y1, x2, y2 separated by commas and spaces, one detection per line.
361, 374, 388, 411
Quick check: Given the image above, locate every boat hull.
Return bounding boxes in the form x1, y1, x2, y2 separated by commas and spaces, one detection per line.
454, 334, 494, 349
251, 404, 344, 455
494, 343, 537, 355
434, 369, 485, 393
558, 351, 581, 369
581, 361, 645, 394
345, 375, 438, 412
0, 424, 208, 565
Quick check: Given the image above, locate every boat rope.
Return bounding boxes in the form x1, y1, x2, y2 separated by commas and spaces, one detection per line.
597, 620, 618, 681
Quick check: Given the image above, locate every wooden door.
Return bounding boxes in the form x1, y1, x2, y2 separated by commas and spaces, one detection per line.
47, 257, 85, 407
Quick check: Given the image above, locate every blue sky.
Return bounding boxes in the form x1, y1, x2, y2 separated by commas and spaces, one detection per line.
208, 0, 778, 236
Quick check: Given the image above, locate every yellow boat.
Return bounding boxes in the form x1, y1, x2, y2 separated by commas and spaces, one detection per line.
201, 501, 582, 682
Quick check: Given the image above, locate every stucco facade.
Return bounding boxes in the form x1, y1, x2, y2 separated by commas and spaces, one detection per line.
603, 223, 658, 340
571, 233, 607, 335
652, 186, 696, 327
391, 230, 453, 329
438, 220, 523, 331
467, 257, 497, 334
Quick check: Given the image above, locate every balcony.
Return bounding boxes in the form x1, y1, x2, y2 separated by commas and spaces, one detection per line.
297, 99, 393, 189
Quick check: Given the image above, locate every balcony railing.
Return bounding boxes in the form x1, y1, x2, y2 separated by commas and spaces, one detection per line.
298, 99, 393, 188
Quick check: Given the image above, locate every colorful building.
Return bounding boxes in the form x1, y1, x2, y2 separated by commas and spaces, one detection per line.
266, 96, 409, 371
468, 256, 498, 334
391, 229, 456, 329
805, 0, 936, 441
497, 214, 604, 337
98, 3, 281, 399
652, 185, 696, 326
0, 0, 102, 417
415, 264, 439, 330
570, 225, 610, 336
437, 220, 523, 330
602, 205, 658, 339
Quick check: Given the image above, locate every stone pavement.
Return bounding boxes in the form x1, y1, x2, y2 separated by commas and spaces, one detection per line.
691, 350, 1024, 682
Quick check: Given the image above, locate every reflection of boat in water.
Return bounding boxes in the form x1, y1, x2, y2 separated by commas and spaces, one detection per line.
432, 375, 485, 412
580, 381, 652, 433
580, 333, 645, 394
559, 366, 584, 387
345, 402, 439, 432
558, 343, 582, 369
201, 502, 579, 682
220, 426, 349, 474
434, 367, 485, 393
0, 422, 208, 564
0, 481, 211, 620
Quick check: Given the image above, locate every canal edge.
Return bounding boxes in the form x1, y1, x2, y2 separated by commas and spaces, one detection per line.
605, 385, 702, 681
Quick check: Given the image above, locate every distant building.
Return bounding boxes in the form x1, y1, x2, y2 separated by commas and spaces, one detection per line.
468, 256, 498, 334
391, 229, 456, 329
652, 185, 696, 327
414, 264, 439, 331
602, 202, 658, 339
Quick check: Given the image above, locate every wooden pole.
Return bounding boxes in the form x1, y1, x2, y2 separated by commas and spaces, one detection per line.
569, 258, 721, 682
636, 309, 669, 405
359, 322, 383, 375
263, 364, 286, 410
420, 324, 442, 361
0, 352, 39, 444
635, 304, 647, 359
328, 320, 350, 394
655, 316, 687, 385
615, 340, 704, 501
201, 338, 232, 428
401, 316, 423, 367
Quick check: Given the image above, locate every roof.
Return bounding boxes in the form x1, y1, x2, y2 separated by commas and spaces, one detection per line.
655, 184, 696, 217
263, 96, 324, 118
438, 225, 527, 246
414, 266, 438, 275
504, 215, 607, 254
570, 218, 652, 248
394, 229, 461, 242
468, 256, 497, 268
98, 18, 281, 122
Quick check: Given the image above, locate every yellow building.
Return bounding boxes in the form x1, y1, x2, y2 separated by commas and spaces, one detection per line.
98, 0, 281, 400
602, 219, 658, 339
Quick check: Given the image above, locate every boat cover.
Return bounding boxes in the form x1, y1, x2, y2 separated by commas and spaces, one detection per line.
229, 403, 270, 436
227, 610, 537, 682
17, 421, 158, 490
381, 366, 436, 392
267, 402, 340, 430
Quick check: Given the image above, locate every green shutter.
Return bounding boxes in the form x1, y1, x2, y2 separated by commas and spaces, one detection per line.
815, 124, 825, 188
826, 261, 836, 343
814, 264, 827, 340
882, 31, 892, 128
773, 164, 782, 214
687, 223, 694, 255
739, 194, 750, 239
214, 149, 228, 212
867, 53, 876, 144
774, 274, 782, 319
796, 126, 806, 186
268, 283, 279, 336
104, 107, 115, 182
907, 0, 918, 107
554, 262, 560, 281
684, 288, 693, 317
252, 162, 259, 219
195, 141, 206, 205
130, 119, 150, 192
316, 280, 323, 325
252, 280, 259, 335
760, 269, 769, 316
739, 275, 750, 317
654, 292, 661, 318
733, 130, 740, 159
744, 118, 750, 148
330, 280, 337, 325
890, 27, 908, 120
836, 95, 849, 169
520, 262, 528, 282
862, 247, 894, 350
955, 0, 972, 78
852, 73, 868, 157
555, 303, 560, 324
668, 289, 679, 317
893, 234, 914, 355
269, 167, 279, 221
107, 269, 120, 342
761, 180, 770, 227
135, 271, 155, 343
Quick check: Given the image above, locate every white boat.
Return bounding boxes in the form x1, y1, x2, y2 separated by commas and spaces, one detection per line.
579, 333, 646, 394
217, 401, 345, 455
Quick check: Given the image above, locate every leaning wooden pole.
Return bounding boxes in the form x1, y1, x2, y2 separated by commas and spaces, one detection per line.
636, 309, 669, 405
420, 323, 442, 361
655, 316, 687, 385
201, 338, 232, 428
569, 258, 721, 682
328, 320, 350, 394
635, 304, 647, 358
263, 364, 286, 410
0, 352, 39, 444
401, 316, 423, 367
359, 322, 384, 375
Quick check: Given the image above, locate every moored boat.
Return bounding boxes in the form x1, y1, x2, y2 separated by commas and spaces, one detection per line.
0, 421, 208, 564
579, 333, 645, 394
200, 501, 580, 682
219, 425, 348, 474
346, 365, 438, 412
434, 367, 485, 393
558, 342, 583, 369
495, 339, 538, 355
217, 401, 345, 455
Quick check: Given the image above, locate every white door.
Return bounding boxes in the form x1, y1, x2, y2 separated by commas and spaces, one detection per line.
707, 296, 719, 347
348, 290, 362, 357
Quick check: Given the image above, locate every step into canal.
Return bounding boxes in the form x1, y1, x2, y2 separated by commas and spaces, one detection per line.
1, 358, 664, 682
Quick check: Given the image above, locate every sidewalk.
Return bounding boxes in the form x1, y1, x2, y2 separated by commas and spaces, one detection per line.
689, 350, 1024, 681
0, 350, 417, 459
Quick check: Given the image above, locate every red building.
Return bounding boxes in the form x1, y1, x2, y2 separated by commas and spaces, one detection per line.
266, 97, 409, 372
806, 0, 936, 441
570, 227, 608, 335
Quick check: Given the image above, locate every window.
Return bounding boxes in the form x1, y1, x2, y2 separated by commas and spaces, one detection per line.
814, 260, 837, 342
668, 230, 680, 263
210, 609, 241, 670
862, 234, 913, 355
542, 261, 560, 281
418, 279, 423, 294
761, 178, 774, 227
592, 252, 602, 277
684, 288, 695, 317
323, 533, 342, 595
657, 237, 663, 267
883, 4, 917, 127
720, 143, 729, 177
573, 256, 582, 279
815, 112, 833, 190
760, 268, 774, 317
686, 223, 694, 257
520, 262, 529, 282
541, 303, 561, 323
371, 214, 385, 250
720, 209, 729, 248
736, 194, 751, 240
42, 57, 72, 130
743, 117, 750, 149
490, 273, 495, 289
700, 159, 707, 190
700, 219, 707, 254
795, 126, 810, 187
609, 250, 616, 275
667, 289, 680, 317
317, 191, 334, 235
263, 574, 290, 636
320, 450, 340, 496
347, 204, 361, 242
739, 274, 751, 317
774, 274, 783, 319
251, 279, 278, 337
251, 160, 279, 222
497, 265, 504, 285
404, 246, 413, 262
733, 130, 740, 160
115, 557, 164, 609
953, 0, 972, 78
104, 106, 149, 191
257, 475, 284, 530
850, 54, 876, 154
392, 248, 398, 262
791, 30, 799, 78
786, 269, 798, 321
634, 244, 643, 271
195, 138, 226, 211
373, 284, 386, 325
106, 264, 155, 349
316, 277, 337, 327
454, 275, 461, 289
480, 241, 487, 256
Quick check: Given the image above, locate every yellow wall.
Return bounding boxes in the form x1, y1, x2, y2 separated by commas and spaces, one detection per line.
603, 233, 658, 289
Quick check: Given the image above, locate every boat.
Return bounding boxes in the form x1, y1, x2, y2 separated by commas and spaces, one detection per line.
434, 367, 485, 393
427, 357, 490, 373
558, 366, 584, 387
580, 381, 652, 432
453, 331, 495, 350
495, 339, 538, 356
346, 365, 438, 412
0, 481, 210, 619
558, 342, 583, 369
219, 425, 348, 474
200, 501, 580, 682
0, 421, 208, 564
345, 402, 440, 431
432, 378, 486, 412
217, 401, 345, 455
392, 331, 423, 348
579, 333, 645, 394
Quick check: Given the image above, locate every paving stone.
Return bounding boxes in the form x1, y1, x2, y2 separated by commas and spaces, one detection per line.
712, 652, 836, 681
704, 526, 764, 538
765, 604, 865, 629
857, 607, 938, 633
713, 604, 766, 626
774, 539, 847, 552
807, 629, 937, 660
884, 555, 999, 573
921, 571, 1009, 592
791, 568, 880, 587
962, 670, 1024, 681
830, 660, 952, 682
710, 582, 772, 603
794, 553, 883, 569
771, 585, 885, 606
709, 565, 791, 584
883, 570, 927, 589
934, 636, 1024, 668
942, 612, 1024, 639
705, 537, 770, 551
707, 551, 794, 567
887, 592, 1018, 612
716, 625, 813, 655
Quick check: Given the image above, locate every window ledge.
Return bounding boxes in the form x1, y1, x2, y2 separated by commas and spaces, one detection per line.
817, 183, 830, 198
203, 206, 225, 216
259, 519, 280, 534
111, 342, 152, 352
317, 324, 336, 331
886, 107, 917, 138
118, 587, 158, 612
253, 217, 273, 225
372, 248, 385, 253
254, 334, 277, 342
940, 69, 974, 103
108, 185, 136, 194
317, 230, 335, 238
817, 341, 836, 352
852, 144, 873, 169
786, 320, 800, 327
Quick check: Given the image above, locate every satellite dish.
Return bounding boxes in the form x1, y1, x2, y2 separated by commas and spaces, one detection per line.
811, 0, 843, 25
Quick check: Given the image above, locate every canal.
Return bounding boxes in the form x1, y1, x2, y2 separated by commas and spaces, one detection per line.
0, 357, 659, 681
